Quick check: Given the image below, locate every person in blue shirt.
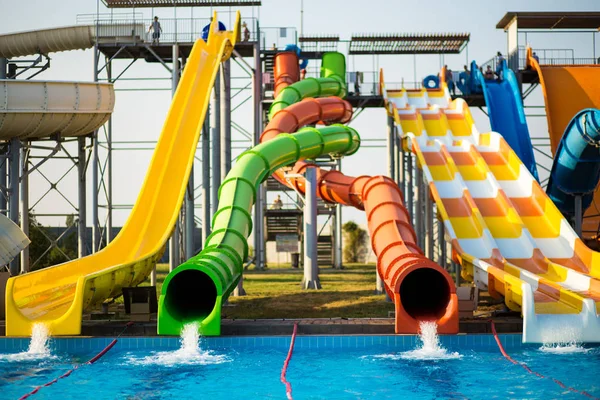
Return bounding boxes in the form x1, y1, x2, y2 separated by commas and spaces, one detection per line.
148, 16, 162, 45
495, 51, 504, 81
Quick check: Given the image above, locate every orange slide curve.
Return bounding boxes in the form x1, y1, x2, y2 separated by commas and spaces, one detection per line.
265, 52, 458, 333
527, 48, 600, 239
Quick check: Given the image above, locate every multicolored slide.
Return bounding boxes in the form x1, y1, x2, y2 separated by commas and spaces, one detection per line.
382, 73, 600, 342
527, 48, 600, 238
158, 49, 458, 336
5, 13, 239, 336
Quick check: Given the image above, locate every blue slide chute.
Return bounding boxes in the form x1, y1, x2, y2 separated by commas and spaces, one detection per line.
476, 59, 539, 180
546, 109, 600, 217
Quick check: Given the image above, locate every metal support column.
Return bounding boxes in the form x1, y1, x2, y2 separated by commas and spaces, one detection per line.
574, 195, 583, 237
92, 45, 100, 253
387, 115, 395, 182
334, 160, 343, 269
106, 58, 113, 245
438, 219, 446, 267
220, 59, 232, 181
395, 136, 401, 186
201, 111, 211, 245
169, 43, 181, 272
415, 164, 423, 248
20, 144, 29, 273
253, 40, 265, 270
77, 137, 87, 258
8, 139, 20, 275
302, 166, 321, 289
407, 152, 414, 225
425, 187, 433, 259
210, 71, 221, 216
0, 58, 7, 216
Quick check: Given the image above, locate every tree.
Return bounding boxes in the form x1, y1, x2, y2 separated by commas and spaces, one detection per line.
342, 221, 369, 263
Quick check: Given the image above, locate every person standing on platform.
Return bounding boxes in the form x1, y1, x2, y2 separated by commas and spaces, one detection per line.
495, 51, 504, 81
148, 16, 162, 45
242, 22, 250, 41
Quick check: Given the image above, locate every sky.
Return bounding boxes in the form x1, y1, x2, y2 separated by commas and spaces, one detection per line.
1, 0, 600, 233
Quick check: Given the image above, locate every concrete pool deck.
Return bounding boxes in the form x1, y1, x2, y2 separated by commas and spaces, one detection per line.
0, 316, 522, 337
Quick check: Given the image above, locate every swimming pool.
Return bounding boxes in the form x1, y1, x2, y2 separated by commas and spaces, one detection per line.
1, 333, 598, 399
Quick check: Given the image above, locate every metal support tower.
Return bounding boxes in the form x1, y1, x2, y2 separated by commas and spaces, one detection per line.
302, 166, 320, 289
210, 71, 221, 216
8, 139, 20, 275
201, 109, 211, 246
92, 44, 100, 253
77, 137, 87, 258
0, 58, 7, 217
253, 39, 265, 270
19, 144, 29, 273
333, 158, 343, 269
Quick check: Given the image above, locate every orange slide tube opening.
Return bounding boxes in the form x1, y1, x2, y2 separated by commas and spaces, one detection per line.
262, 55, 458, 334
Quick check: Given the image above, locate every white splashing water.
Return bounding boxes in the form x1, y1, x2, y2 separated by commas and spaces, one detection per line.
0, 323, 55, 362
125, 322, 230, 367
539, 325, 588, 354
398, 321, 461, 360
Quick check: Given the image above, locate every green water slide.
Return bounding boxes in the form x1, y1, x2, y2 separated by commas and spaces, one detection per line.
157, 52, 353, 336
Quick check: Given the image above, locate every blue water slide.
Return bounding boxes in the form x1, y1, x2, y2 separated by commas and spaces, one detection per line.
546, 109, 600, 217
476, 59, 539, 180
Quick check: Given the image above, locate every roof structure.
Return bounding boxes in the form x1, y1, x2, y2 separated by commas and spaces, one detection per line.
102, 0, 260, 7
349, 33, 469, 55
299, 35, 340, 53
497, 12, 600, 30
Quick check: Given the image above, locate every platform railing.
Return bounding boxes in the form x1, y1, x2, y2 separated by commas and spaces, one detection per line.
76, 13, 263, 43
260, 27, 298, 50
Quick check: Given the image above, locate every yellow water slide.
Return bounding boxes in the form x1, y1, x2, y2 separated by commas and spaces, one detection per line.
527, 48, 600, 238
5, 13, 239, 336
381, 74, 600, 343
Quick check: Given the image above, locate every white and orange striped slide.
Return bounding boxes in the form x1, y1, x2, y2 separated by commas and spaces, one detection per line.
381, 72, 600, 343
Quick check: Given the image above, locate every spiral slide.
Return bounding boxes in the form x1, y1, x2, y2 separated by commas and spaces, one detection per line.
527, 48, 600, 238
157, 50, 458, 336
382, 73, 600, 343
5, 13, 239, 336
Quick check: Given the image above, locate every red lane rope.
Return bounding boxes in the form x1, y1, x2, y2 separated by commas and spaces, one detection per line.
19, 322, 134, 400
490, 321, 598, 399
280, 322, 299, 400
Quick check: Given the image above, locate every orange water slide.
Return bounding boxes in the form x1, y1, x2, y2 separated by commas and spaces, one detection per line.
527, 48, 600, 238
264, 52, 458, 333
527, 48, 600, 154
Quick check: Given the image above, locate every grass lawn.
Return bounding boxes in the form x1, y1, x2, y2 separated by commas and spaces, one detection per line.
141, 263, 394, 319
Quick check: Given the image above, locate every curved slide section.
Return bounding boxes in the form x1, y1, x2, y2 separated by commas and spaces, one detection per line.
547, 109, 600, 217
0, 25, 95, 59
476, 59, 538, 180
0, 80, 114, 139
527, 48, 600, 238
0, 213, 30, 266
383, 76, 600, 343
266, 54, 457, 334
5, 13, 240, 336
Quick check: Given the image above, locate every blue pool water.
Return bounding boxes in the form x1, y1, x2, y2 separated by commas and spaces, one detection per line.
1, 332, 599, 399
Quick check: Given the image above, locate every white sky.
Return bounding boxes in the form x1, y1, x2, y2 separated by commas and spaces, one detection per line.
2, 0, 600, 230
